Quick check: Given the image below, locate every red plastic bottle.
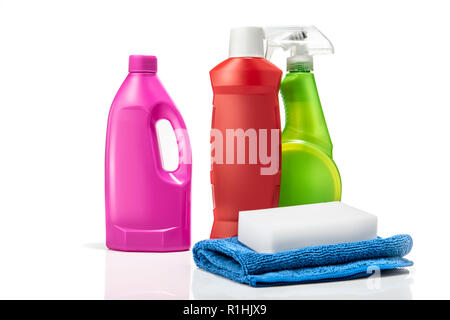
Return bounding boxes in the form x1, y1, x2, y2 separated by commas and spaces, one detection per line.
209, 27, 282, 238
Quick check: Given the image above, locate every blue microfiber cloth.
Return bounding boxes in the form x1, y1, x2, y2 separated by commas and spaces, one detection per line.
193, 234, 413, 287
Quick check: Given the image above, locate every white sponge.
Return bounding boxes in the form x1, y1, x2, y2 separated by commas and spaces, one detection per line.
238, 201, 377, 253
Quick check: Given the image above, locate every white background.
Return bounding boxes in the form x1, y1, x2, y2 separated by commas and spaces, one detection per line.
0, 0, 449, 299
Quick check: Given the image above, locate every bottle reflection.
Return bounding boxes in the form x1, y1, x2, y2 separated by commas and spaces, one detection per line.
105, 250, 191, 299
192, 268, 413, 300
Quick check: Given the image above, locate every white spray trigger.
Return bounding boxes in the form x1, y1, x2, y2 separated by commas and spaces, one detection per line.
265, 25, 334, 71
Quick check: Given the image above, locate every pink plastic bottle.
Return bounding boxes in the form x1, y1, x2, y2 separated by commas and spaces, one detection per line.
105, 55, 192, 252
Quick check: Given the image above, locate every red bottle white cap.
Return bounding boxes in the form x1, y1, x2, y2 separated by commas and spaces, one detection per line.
229, 27, 265, 58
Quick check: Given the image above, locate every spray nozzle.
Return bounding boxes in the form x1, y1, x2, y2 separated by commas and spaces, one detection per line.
288, 31, 307, 41
265, 26, 334, 71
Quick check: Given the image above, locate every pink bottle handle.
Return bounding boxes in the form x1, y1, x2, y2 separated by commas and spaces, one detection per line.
151, 103, 192, 185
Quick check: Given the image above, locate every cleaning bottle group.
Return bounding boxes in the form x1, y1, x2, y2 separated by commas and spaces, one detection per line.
104, 25, 342, 251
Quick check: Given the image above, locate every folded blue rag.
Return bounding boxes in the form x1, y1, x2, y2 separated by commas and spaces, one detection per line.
193, 235, 413, 287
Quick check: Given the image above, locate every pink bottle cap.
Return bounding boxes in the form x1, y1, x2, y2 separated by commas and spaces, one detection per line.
129, 55, 157, 73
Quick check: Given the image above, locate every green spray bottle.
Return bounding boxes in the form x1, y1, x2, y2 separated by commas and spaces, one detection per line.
265, 26, 341, 206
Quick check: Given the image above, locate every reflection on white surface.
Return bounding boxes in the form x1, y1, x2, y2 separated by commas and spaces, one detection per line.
192, 268, 413, 300
103, 247, 413, 300
105, 250, 191, 300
